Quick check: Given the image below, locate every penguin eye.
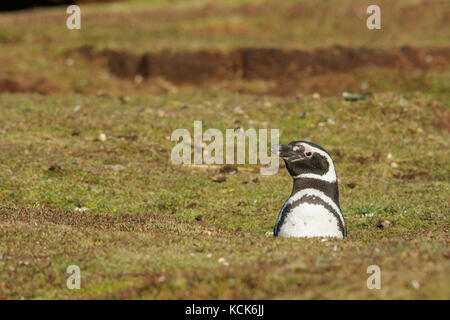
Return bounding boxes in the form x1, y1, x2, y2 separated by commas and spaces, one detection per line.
305, 151, 312, 157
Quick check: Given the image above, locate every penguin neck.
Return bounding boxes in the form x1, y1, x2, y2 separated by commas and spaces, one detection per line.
291, 177, 340, 206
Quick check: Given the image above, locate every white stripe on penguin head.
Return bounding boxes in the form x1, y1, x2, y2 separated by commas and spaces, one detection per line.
293, 143, 337, 183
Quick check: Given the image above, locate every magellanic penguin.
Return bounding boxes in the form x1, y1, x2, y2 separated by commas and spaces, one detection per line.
271, 141, 346, 239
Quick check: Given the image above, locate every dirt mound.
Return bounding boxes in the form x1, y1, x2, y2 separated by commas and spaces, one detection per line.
0, 206, 177, 232
0, 206, 236, 238
65, 45, 450, 95
72, 45, 450, 83
3, 46, 449, 96
0, 77, 61, 94
0, 79, 25, 93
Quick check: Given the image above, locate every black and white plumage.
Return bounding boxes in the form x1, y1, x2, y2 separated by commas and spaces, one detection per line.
271, 141, 346, 239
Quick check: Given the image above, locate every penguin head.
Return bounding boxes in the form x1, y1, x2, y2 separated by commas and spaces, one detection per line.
271, 141, 337, 182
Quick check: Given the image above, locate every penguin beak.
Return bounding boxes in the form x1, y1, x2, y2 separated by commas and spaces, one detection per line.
271, 144, 302, 161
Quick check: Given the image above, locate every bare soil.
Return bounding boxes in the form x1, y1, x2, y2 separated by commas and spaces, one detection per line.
66, 45, 450, 96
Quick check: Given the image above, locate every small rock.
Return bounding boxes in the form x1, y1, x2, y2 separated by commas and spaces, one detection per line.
65, 58, 74, 67
390, 162, 399, 168
362, 213, 374, 217
119, 96, 131, 103
74, 105, 81, 112
219, 164, 238, 175
412, 280, 420, 289
218, 257, 229, 267
211, 176, 226, 183
312, 92, 321, 99
96, 90, 110, 97
233, 106, 244, 115
48, 164, 62, 172
98, 133, 107, 142
134, 74, 143, 84
186, 203, 197, 209
360, 82, 369, 91
342, 92, 370, 101
376, 220, 391, 229
104, 164, 125, 171
117, 135, 138, 141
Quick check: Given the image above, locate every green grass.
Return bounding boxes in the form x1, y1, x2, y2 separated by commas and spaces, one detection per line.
1, 0, 449, 100
1, 0, 449, 52
0, 91, 448, 299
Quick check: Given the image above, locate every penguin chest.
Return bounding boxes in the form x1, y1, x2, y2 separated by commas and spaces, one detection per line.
277, 202, 343, 239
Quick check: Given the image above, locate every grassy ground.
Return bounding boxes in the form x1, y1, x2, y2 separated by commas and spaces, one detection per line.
0, 0, 449, 299
1, 0, 449, 51
0, 0, 449, 98
0, 92, 448, 299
